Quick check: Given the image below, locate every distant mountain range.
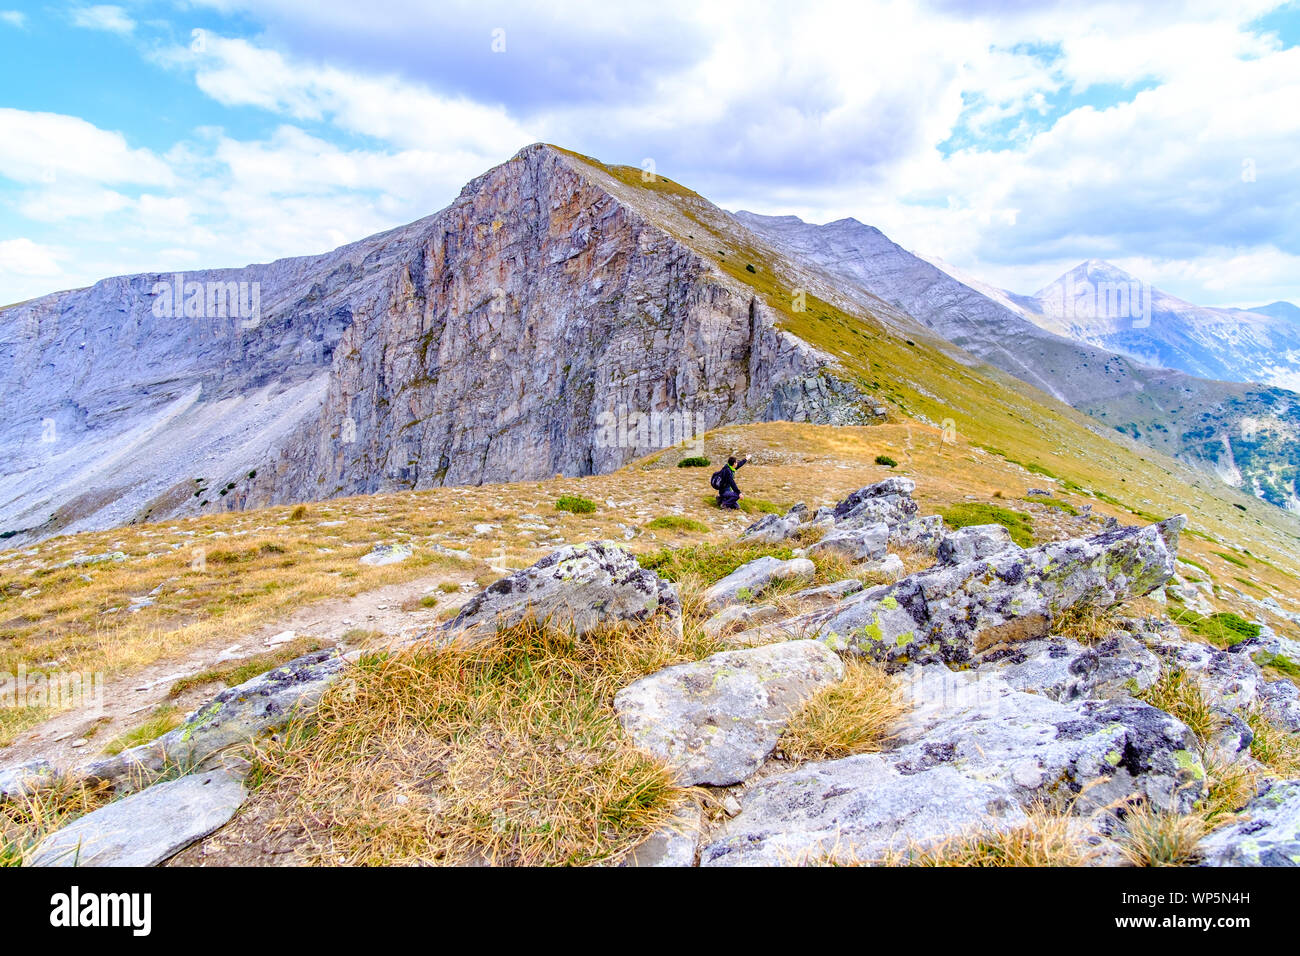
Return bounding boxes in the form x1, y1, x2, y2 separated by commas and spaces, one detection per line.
733, 213, 1299, 511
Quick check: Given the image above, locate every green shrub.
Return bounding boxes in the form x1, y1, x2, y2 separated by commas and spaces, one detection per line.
555, 494, 597, 514
940, 503, 1033, 547
677, 456, 711, 468
875, 455, 898, 467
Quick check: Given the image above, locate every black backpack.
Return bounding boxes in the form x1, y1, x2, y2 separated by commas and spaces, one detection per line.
710, 467, 727, 491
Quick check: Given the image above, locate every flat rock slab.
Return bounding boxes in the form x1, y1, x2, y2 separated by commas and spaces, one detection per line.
359, 543, 413, 566
442, 541, 681, 640
31, 767, 247, 867
618, 805, 702, 867
808, 522, 889, 562
614, 640, 845, 786
936, 523, 1018, 565
702, 756, 1027, 866
703, 556, 814, 612
1200, 779, 1300, 866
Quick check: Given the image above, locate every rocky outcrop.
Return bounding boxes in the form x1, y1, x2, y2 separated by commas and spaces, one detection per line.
812, 515, 1184, 666
614, 640, 843, 786
699, 664, 1203, 866
439, 541, 681, 641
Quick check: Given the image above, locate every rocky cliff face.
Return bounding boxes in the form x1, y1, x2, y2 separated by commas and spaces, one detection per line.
0, 145, 870, 543
254, 146, 868, 507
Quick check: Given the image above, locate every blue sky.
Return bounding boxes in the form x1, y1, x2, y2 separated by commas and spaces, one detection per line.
2, 0, 1298, 308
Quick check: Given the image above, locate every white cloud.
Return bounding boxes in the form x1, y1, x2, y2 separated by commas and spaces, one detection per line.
70, 5, 135, 35
0, 238, 62, 276
0, 10, 26, 28
0, 109, 174, 185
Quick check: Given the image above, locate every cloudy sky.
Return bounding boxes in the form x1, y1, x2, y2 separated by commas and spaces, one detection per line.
1, 0, 1298, 308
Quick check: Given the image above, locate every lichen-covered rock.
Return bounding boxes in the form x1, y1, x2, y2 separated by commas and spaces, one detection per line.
31, 767, 247, 867
831, 479, 918, 529
81, 649, 348, 788
894, 666, 1204, 814
617, 805, 702, 867
985, 634, 1161, 702
613, 640, 844, 786
702, 555, 813, 612
889, 514, 945, 554
807, 522, 889, 562
813, 516, 1185, 667
786, 579, 864, 605
1200, 779, 1300, 866
441, 541, 681, 640
936, 523, 1018, 565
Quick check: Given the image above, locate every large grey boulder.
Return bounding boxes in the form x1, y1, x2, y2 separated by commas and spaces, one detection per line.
613, 640, 844, 786
701, 664, 1204, 866
701, 755, 1027, 866
812, 515, 1185, 667
807, 522, 889, 562
702, 555, 813, 612
936, 523, 1018, 565
832, 479, 918, 529
739, 506, 804, 544
441, 541, 681, 640
1200, 779, 1300, 866
359, 543, 413, 566
82, 649, 348, 788
30, 767, 247, 867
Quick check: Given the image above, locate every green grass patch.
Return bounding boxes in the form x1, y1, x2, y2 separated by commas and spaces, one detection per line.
644, 515, 710, 533
102, 706, 184, 756
874, 455, 898, 467
1170, 608, 1261, 647
939, 503, 1034, 547
1024, 494, 1079, 516
1212, 550, 1248, 569
676, 456, 711, 468
1254, 651, 1300, 682
555, 494, 597, 514
638, 541, 795, 583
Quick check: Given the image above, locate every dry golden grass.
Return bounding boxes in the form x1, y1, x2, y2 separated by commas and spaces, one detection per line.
874, 806, 1106, 867
780, 658, 905, 762
1, 774, 113, 866
247, 615, 723, 866
1051, 603, 1125, 646
1116, 801, 1206, 867
1136, 665, 1222, 744
1245, 708, 1300, 778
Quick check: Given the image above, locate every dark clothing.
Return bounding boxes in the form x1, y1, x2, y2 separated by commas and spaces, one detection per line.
715, 460, 747, 508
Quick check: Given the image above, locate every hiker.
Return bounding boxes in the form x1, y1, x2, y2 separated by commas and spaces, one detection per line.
711, 455, 749, 509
